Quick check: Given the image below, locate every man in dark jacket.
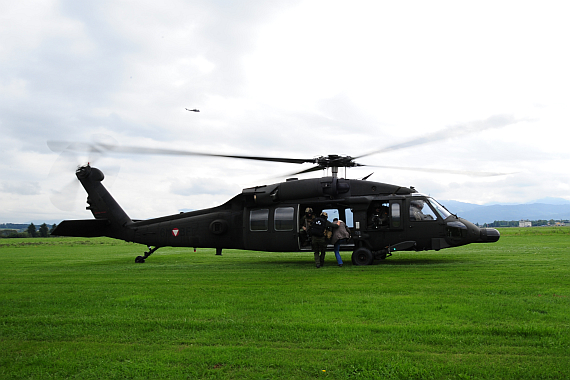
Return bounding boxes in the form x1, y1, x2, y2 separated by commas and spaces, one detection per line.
309, 212, 337, 268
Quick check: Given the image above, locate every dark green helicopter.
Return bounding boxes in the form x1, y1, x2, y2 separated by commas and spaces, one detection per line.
51, 121, 508, 265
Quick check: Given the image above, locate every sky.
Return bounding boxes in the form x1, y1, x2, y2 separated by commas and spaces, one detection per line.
1, 0, 569, 224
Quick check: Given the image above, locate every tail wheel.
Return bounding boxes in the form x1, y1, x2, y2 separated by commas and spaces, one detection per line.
352, 248, 374, 266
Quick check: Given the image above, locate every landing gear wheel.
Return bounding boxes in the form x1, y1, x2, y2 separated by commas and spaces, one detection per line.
134, 246, 159, 263
352, 248, 374, 266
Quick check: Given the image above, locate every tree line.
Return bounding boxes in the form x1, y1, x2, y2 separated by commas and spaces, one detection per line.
0, 223, 57, 238
483, 219, 569, 228
2, 219, 568, 238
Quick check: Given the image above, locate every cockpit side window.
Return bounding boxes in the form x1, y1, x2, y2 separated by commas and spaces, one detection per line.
409, 199, 438, 221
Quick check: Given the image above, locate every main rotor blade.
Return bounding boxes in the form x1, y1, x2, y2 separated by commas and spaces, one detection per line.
50, 178, 80, 211
355, 114, 519, 159
366, 164, 512, 177
260, 165, 325, 183
284, 165, 324, 177
47, 141, 315, 165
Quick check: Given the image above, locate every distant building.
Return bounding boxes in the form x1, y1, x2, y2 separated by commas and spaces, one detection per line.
519, 220, 532, 227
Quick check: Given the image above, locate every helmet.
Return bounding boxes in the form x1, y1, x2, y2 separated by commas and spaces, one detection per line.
411, 200, 424, 208
305, 207, 313, 213
321, 211, 328, 218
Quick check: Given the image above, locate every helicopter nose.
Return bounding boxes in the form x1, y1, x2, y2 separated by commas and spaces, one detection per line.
478, 228, 500, 243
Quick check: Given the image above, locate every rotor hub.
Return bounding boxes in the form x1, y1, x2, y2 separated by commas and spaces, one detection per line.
314, 155, 358, 169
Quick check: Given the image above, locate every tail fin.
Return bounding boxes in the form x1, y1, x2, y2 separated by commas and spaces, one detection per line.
76, 165, 132, 226
53, 165, 133, 240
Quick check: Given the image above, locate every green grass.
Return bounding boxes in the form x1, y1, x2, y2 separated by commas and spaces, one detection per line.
1, 229, 569, 379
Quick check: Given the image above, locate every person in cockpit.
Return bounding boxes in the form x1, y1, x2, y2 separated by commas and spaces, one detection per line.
410, 200, 433, 221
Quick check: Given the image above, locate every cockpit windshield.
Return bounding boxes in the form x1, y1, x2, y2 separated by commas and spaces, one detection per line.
427, 198, 452, 219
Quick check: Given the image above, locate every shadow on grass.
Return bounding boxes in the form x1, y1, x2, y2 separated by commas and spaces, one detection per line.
374, 257, 465, 266
250, 257, 463, 267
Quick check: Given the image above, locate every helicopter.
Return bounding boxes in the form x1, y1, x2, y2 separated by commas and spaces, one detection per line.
50, 120, 508, 265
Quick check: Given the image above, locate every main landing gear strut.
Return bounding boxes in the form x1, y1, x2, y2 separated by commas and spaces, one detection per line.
135, 246, 159, 263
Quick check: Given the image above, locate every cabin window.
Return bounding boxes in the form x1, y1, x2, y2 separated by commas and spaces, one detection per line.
368, 202, 390, 229
345, 208, 354, 228
321, 207, 354, 227
274, 207, 294, 231
391, 202, 401, 228
250, 209, 269, 231
322, 208, 339, 222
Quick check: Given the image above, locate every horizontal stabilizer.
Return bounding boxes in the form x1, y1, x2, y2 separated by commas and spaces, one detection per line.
52, 219, 110, 237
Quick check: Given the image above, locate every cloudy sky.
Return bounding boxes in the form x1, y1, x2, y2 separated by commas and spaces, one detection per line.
1, 0, 569, 224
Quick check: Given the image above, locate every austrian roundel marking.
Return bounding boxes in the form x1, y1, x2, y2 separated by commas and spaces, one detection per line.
172, 228, 180, 237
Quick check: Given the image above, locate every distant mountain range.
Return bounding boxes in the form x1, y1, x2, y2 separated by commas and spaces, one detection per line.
439, 198, 570, 224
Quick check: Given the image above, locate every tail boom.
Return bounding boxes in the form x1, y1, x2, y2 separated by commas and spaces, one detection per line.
52, 165, 134, 241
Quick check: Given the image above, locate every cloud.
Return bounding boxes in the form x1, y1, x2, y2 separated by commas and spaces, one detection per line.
1, 182, 41, 196
169, 177, 241, 196
1, 0, 569, 222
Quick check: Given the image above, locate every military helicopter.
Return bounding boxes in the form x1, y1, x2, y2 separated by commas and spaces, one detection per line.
50, 120, 507, 265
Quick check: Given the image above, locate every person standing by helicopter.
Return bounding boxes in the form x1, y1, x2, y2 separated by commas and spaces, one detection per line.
309, 211, 337, 268
299, 207, 315, 246
331, 218, 351, 267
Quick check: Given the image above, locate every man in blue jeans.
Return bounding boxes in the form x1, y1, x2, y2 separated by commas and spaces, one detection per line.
330, 218, 351, 267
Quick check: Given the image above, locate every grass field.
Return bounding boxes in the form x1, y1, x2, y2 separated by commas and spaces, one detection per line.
1, 228, 569, 379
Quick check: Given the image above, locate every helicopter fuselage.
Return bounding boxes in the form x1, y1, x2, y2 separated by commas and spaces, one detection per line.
53, 166, 500, 264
